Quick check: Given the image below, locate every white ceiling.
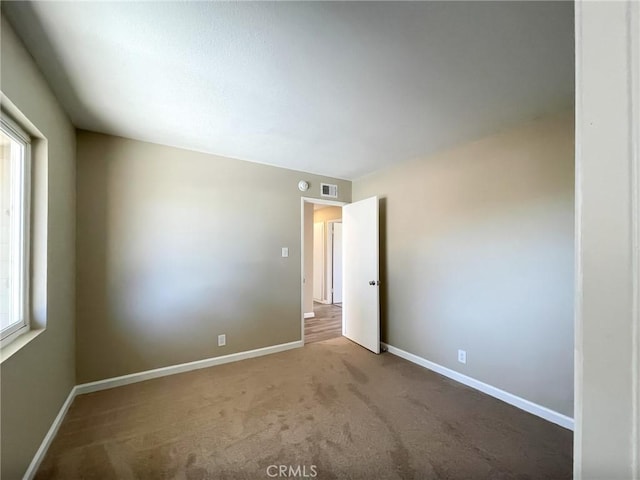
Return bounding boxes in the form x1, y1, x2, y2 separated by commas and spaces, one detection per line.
3, 1, 573, 180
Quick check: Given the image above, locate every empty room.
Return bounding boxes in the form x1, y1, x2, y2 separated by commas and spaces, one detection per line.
1, 1, 638, 479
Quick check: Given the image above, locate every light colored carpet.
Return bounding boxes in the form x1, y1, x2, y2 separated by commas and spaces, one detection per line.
35, 337, 572, 479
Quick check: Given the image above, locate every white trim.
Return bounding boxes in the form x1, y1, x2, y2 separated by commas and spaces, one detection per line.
0, 324, 29, 349
0, 328, 44, 364
573, 2, 585, 475
574, 3, 639, 476
300, 197, 346, 208
303, 312, 315, 319
0, 113, 32, 347
1, 112, 31, 144
630, 0, 640, 471
75, 340, 303, 395
382, 342, 575, 431
23, 386, 78, 480
300, 197, 347, 345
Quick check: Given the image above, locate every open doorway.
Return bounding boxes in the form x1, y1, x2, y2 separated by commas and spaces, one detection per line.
313, 206, 342, 306
301, 198, 345, 344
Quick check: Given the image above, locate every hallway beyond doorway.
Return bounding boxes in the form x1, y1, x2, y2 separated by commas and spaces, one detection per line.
305, 302, 342, 344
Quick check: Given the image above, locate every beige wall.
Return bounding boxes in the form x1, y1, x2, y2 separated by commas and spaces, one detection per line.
76, 131, 351, 383
0, 16, 76, 480
353, 110, 574, 417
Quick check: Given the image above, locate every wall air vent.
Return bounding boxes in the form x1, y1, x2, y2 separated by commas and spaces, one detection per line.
320, 183, 338, 198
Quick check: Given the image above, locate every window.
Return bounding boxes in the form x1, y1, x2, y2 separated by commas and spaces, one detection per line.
0, 115, 30, 346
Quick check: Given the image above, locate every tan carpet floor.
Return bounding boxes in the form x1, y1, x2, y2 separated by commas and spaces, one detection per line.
35, 337, 572, 479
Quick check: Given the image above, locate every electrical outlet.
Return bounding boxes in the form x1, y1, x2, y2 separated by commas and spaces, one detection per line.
281, 247, 289, 257
458, 349, 467, 364
218, 334, 226, 347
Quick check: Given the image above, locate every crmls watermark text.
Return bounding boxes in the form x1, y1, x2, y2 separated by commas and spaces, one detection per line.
266, 465, 318, 478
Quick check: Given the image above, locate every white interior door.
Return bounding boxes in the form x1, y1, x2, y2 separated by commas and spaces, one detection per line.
313, 222, 324, 302
332, 222, 343, 304
343, 196, 380, 353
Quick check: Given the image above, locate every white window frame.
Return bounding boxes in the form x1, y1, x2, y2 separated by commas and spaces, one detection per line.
0, 113, 31, 347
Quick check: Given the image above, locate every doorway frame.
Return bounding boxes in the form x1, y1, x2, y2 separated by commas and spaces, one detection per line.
300, 197, 347, 345
574, 1, 639, 476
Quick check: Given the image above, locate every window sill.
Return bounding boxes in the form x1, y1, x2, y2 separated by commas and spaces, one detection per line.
0, 328, 45, 364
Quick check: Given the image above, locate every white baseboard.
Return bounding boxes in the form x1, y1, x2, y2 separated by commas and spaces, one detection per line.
23, 385, 78, 480
24, 340, 303, 479
75, 340, 303, 395
304, 312, 315, 319
381, 342, 574, 431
